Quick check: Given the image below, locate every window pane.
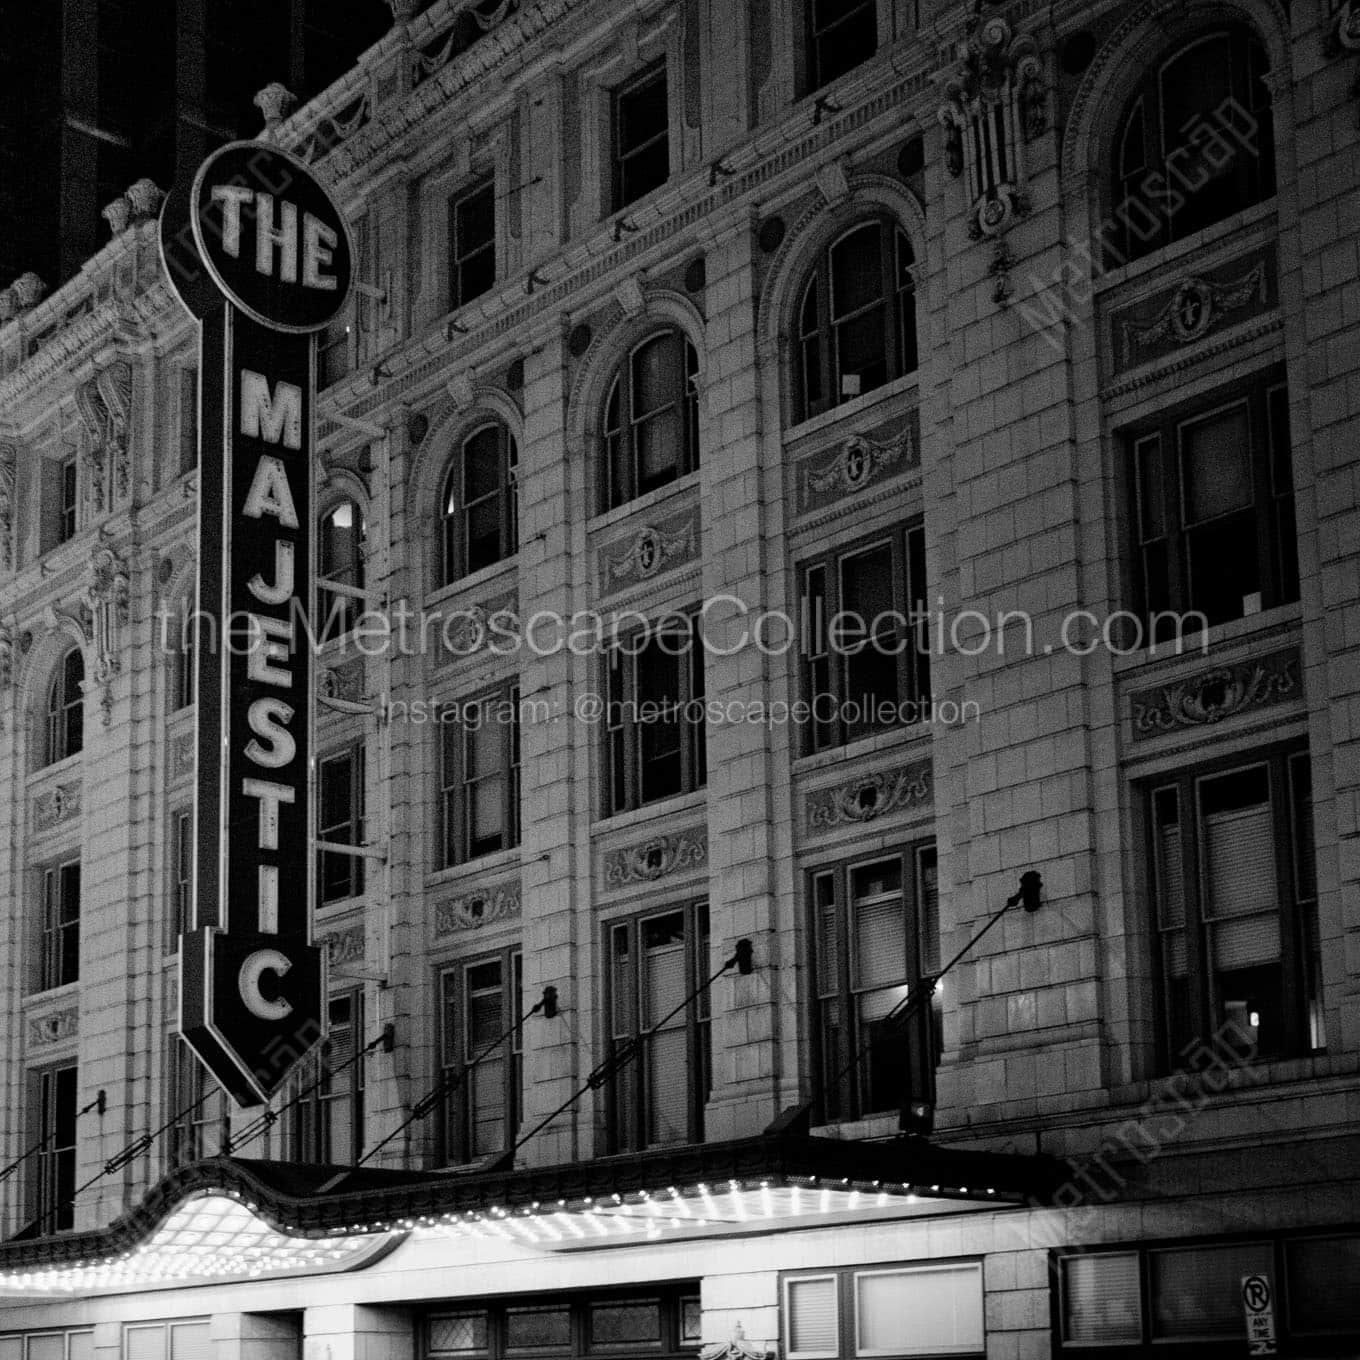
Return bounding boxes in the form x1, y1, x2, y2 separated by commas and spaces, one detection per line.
590, 1302, 662, 1348
855, 1265, 984, 1355
429, 1315, 489, 1355
1149, 1242, 1272, 1338
830, 226, 884, 319
787, 1278, 838, 1355
1287, 1235, 1360, 1331
618, 70, 667, 151
506, 1308, 571, 1351
1182, 404, 1253, 523
464, 427, 501, 501
1061, 1253, 1142, 1346
27, 1339, 64, 1360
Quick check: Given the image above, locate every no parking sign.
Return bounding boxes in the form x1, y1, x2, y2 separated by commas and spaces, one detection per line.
1240, 1274, 1277, 1357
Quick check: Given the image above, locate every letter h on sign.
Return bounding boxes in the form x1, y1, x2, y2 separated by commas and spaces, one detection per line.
159, 142, 354, 1106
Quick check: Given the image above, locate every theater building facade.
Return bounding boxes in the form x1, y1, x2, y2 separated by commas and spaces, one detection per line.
1, 0, 1359, 1355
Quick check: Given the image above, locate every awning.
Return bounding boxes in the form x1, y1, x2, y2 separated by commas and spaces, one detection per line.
0, 1132, 1065, 1296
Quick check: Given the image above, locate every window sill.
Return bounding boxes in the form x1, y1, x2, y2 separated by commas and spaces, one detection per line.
782, 372, 920, 448
1109, 602, 1302, 678
23, 980, 81, 1008
792, 723, 933, 779
810, 1113, 901, 1142
1110, 1047, 1360, 1109
1094, 197, 1278, 298
592, 788, 708, 837
425, 845, 521, 891
423, 555, 519, 613
26, 752, 84, 789
587, 469, 702, 537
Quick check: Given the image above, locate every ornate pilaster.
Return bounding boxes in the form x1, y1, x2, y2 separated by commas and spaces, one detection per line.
0, 442, 14, 571
937, 7, 1047, 304
85, 543, 131, 724
75, 359, 134, 516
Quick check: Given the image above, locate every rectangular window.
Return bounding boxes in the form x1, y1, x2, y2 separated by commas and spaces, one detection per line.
39, 861, 80, 991
612, 62, 669, 212
450, 175, 496, 311
292, 992, 364, 1164
60, 457, 78, 543
605, 613, 706, 816
1148, 746, 1319, 1066
123, 1322, 214, 1360
318, 314, 353, 389
810, 843, 939, 1123
441, 685, 521, 866
318, 745, 366, 903
784, 1264, 984, 1359
41, 456, 79, 552
171, 810, 193, 941
806, 0, 879, 94
800, 522, 929, 755
168, 1037, 229, 1165
606, 900, 709, 1152
32, 1064, 77, 1233
178, 365, 199, 475
440, 948, 523, 1163
1130, 376, 1297, 641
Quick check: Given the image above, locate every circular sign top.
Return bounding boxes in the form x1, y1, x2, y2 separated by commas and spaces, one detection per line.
189, 141, 354, 334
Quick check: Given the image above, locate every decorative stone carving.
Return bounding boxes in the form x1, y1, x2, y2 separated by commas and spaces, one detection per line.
1128, 266, 1267, 352
11, 272, 45, 310
603, 827, 708, 890
28, 1008, 79, 1046
438, 593, 517, 662
435, 881, 521, 935
0, 442, 14, 571
125, 178, 164, 220
33, 782, 82, 831
813, 158, 851, 206
797, 413, 919, 515
411, 1, 520, 86
937, 8, 1046, 304
699, 1325, 772, 1360
806, 758, 933, 833
1130, 648, 1301, 742
599, 508, 700, 595
320, 925, 366, 966
446, 371, 476, 411
1335, 0, 1360, 49
613, 275, 646, 317
85, 543, 130, 723
76, 359, 134, 512
0, 619, 12, 691
254, 83, 297, 130
102, 196, 133, 237
171, 732, 195, 780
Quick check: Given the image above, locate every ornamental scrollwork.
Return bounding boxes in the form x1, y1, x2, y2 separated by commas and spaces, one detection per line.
937, 7, 1046, 304
435, 881, 522, 935
1130, 649, 1301, 741
320, 925, 366, 966
807, 759, 933, 832
699, 1326, 773, 1360
603, 517, 698, 589
33, 782, 81, 831
28, 1008, 79, 1047
1126, 264, 1268, 354
603, 827, 708, 889
799, 423, 918, 512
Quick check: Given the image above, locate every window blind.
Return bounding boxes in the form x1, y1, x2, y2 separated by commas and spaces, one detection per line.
787, 1277, 838, 1356
1203, 804, 1276, 918
67, 1336, 93, 1360
1157, 822, 1187, 976
0, 1338, 21, 1360
1060, 1252, 1142, 1345
855, 1264, 984, 1355
1149, 1242, 1272, 1338
25, 1338, 63, 1360
124, 1327, 164, 1360
168, 1324, 212, 1360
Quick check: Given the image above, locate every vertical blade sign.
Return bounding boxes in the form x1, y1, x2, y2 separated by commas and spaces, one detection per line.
159, 142, 353, 1107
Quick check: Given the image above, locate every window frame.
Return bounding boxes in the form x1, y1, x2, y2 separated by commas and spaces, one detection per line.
798, 520, 930, 756
318, 743, 366, 904
794, 218, 918, 425
30, 1063, 77, 1234
808, 841, 939, 1125
167, 1035, 230, 1166
442, 420, 519, 586
318, 496, 367, 640
38, 859, 81, 993
1126, 371, 1296, 641
603, 610, 707, 817
291, 990, 365, 1165
177, 363, 199, 476
600, 330, 700, 513
804, 0, 880, 96
438, 946, 523, 1165
440, 682, 522, 868
170, 807, 193, 944
603, 898, 711, 1154
449, 173, 497, 312
611, 60, 671, 213
59, 455, 78, 544
782, 1261, 986, 1360
1144, 741, 1319, 1071
45, 646, 85, 767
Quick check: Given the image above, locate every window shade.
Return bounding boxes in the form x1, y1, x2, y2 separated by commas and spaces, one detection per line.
852, 897, 904, 990
0, 1338, 21, 1360
168, 1324, 212, 1360
25, 1341, 63, 1360
1061, 1253, 1141, 1345
124, 1328, 164, 1360
1203, 804, 1276, 918
855, 1265, 984, 1355
66, 1337, 92, 1360
1157, 823, 1187, 976
1149, 1243, 1272, 1338
787, 1277, 838, 1356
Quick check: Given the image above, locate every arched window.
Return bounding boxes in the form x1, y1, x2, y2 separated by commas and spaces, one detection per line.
319, 499, 366, 638
602, 330, 700, 512
1111, 27, 1275, 265
795, 220, 917, 424
45, 647, 84, 766
442, 422, 518, 585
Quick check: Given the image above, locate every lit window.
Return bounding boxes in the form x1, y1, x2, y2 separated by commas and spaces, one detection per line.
606, 901, 709, 1151
1150, 748, 1321, 1066
442, 422, 518, 584
1110, 27, 1275, 265
602, 331, 699, 512
439, 949, 522, 1163
796, 221, 916, 422
604, 613, 705, 815
441, 685, 521, 867
612, 62, 669, 212
810, 844, 939, 1123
